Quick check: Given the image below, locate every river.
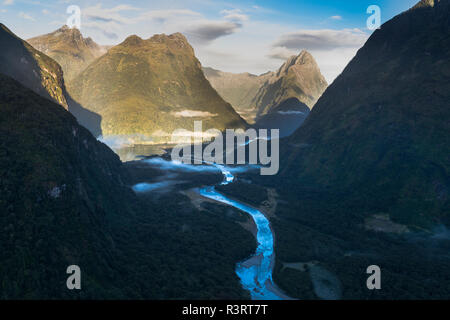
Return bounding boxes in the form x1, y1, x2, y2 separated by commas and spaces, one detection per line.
132, 158, 289, 300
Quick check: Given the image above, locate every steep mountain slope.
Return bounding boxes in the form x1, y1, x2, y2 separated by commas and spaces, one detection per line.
254, 51, 328, 117
68, 33, 247, 143
0, 73, 254, 299
203, 51, 327, 122
283, 0, 450, 227
0, 23, 67, 108
203, 67, 273, 122
28, 26, 107, 81
254, 97, 310, 138
0, 73, 137, 298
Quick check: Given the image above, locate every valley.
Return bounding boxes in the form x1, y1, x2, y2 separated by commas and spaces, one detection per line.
0, 0, 449, 301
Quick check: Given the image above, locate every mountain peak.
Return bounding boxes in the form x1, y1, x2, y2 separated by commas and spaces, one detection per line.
67, 30, 246, 141
277, 50, 321, 77
295, 50, 316, 65
148, 32, 191, 50
58, 25, 70, 31
28, 26, 106, 81
412, 0, 438, 9
57, 25, 82, 36
149, 32, 187, 42
0, 24, 68, 108
121, 35, 144, 46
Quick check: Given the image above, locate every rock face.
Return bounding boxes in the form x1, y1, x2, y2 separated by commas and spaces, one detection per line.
203, 67, 273, 122
28, 26, 107, 81
254, 97, 310, 138
68, 33, 247, 144
283, 0, 450, 227
0, 73, 253, 299
204, 51, 327, 122
0, 24, 68, 108
253, 51, 328, 117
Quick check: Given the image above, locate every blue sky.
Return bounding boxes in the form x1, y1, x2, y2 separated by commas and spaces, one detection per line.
0, 0, 419, 82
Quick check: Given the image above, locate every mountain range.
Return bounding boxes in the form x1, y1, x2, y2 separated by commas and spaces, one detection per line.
1, 0, 449, 300
204, 51, 328, 122
0, 23, 68, 109
283, 0, 450, 228
0, 72, 254, 299
28, 25, 107, 82
67, 33, 246, 144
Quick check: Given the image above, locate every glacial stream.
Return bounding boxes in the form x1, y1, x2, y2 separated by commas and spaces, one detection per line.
198, 164, 285, 300
133, 157, 286, 300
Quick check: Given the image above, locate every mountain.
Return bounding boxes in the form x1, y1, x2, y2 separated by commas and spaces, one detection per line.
253, 51, 328, 118
28, 26, 107, 82
282, 0, 450, 228
0, 73, 254, 299
203, 67, 273, 122
68, 33, 247, 144
253, 97, 310, 138
0, 23, 68, 108
0, 72, 136, 297
203, 51, 327, 122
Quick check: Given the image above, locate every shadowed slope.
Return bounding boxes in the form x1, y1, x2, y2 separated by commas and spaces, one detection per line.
283, 0, 450, 227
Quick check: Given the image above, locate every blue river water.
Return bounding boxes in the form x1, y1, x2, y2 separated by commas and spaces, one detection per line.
132, 158, 284, 300
198, 164, 283, 300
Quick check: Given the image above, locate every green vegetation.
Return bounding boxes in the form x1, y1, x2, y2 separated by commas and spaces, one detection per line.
282, 0, 450, 229
68, 33, 246, 141
0, 74, 254, 299
222, 170, 450, 299
213, 1, 450, 299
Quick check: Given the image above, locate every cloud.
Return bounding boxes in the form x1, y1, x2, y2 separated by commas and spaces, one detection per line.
3, 0, 13, 5
220, 9, 248, 23
82, 21, 119, 39
267, 46, 297, 60
277, 110, 306, 115
81, 5, 204, 43
184, 9, 248, 45
83, 4, 138, 24
140, 9, 201, 23
19, 12, 35, 21
171, 110, 218, 118
273, 28, 368, 51
81, 5, 142, 40
184, 20, 242, 44
330, 15, 343, 20
84, 5, 200, 26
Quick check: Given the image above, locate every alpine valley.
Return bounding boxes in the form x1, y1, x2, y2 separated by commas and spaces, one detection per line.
0, 0, 449, 301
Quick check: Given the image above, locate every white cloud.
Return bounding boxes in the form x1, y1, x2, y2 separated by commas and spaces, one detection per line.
221, 9, 249, 23
330, 15, 343, 20
184, 20, 242, 44
273, 28, 368, 51
19, 12, 35, 21
83, 4, 138, 25
3, 0, 14, 5
140, 9, 201, 23
183, 9, 249, 45
267, 46, 297, 60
